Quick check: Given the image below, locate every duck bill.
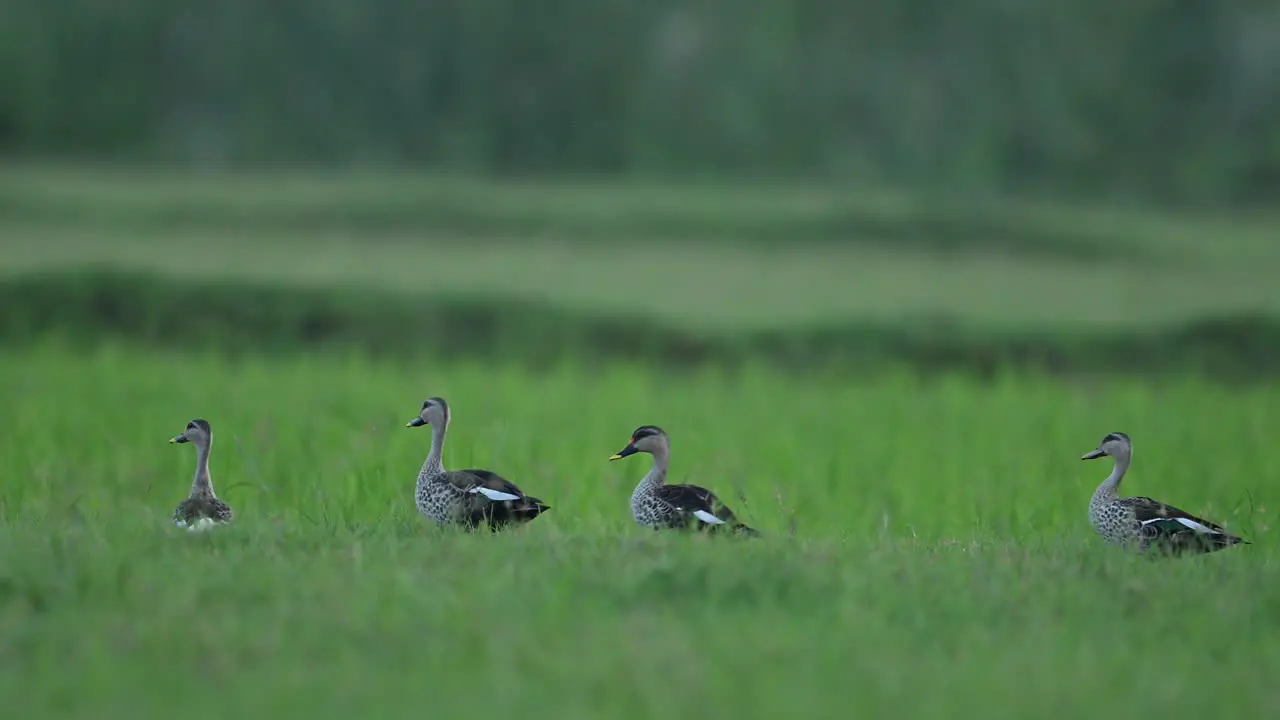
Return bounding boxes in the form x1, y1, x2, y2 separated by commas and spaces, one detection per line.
169, 435, 189, 444
609, 445, 638, 461
406, 417, 427, 428
1080, 448, 1106, 460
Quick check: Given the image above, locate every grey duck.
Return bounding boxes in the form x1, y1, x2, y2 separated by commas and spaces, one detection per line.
1083, 431, 1246, 555
609, 425, 759, 537
169, 419, 234, 532
406, 397, 550, 531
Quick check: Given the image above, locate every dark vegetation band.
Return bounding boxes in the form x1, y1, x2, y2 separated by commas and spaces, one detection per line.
1, 269, 1277, 382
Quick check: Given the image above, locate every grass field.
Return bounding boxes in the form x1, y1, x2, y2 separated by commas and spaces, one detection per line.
1, 169, 1278, 718
0, 343, 1275, 718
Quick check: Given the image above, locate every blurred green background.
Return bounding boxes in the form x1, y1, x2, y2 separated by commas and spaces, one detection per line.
2, 0, 1279, 376
3, 3, 1280, 719
3, 1, 1279, 205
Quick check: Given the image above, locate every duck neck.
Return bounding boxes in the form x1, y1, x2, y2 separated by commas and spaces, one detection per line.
420, 422, 448, 479
1093, 450, 1131, 502
637, 445, 670, 494
191, 438, 215, 499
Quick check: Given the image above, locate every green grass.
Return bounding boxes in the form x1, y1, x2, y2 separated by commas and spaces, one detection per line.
1, 343, 1276, 718
3, 166, 1280, 334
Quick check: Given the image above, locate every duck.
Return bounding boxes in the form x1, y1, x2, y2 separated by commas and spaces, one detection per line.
405, 397, 550, 531
608, 425, 759, 537
169, 419, 234, 532
1082, 431, 1246, 555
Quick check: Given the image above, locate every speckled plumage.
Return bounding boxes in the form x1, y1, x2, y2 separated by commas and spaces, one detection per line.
415, 467, 549, 531
169, 418, 234, 533
408, 397, 549, 531
1083, 432, 1245, 555
611, 425, 759, 537
173, 495, 235, 528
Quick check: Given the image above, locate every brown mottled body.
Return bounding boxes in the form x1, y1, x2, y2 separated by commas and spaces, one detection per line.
408, 397, 550, 531
1083, 432, 1244, 556
609, 425, 759, 537
169, 419, 235, 531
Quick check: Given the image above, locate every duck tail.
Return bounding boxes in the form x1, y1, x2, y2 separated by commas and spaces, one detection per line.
1169, 530, 1247, 555
517, 495, 551, 519
1218, 532, 1247, 547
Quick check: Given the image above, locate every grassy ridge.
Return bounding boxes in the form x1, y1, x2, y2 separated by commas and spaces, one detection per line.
5, 169, 1280, 369
7, 166, 1279, 254
0, 345, 1274, 717
3, 269, 1280, 380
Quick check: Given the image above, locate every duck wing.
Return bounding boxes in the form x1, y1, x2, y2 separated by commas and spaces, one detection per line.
172, 498, 199, 527
656, 483, 747, 528
448, 469, 527, 501
446, 469, 550, 529
1122, 496, 1244, 554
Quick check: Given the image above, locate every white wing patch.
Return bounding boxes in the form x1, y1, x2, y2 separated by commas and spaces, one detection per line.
1172, 517, 1219, 534
692, 509, 726, 525
176, 517, 218, 533
1141, 516, 1219, 534
469, 486, 521, 502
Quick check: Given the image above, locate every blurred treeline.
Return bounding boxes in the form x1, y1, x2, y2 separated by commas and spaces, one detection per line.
2, 0, 1277, 206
